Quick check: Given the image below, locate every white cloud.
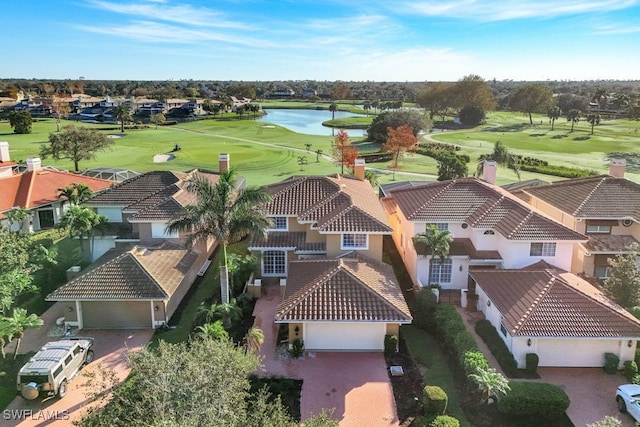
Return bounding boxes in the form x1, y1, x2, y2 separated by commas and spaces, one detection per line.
403, 0, 639, 21
593, 23, 640, 34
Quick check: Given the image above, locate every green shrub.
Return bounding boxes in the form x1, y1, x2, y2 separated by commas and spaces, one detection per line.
474, 319, 518, 377
413, 288, 438, 329
462, 350, 489, 376
604, 352, 620, 374
384, 334, 398, 357
427, 415, 460, 427
624, 360, 638, 381
525, 353, 539, 376
423, 385, 448, 415
497, 381, 570, 417
434, 305, 466, 348
519, 164, 596, 178
291, 339, 304, 358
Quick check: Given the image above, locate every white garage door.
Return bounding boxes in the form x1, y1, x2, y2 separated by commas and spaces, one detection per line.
304, 322, 386, 351
537, 339, 621, 367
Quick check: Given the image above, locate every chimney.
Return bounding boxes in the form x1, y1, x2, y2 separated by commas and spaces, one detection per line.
26, 158, 42, 172
609, 158, 626, 178
0, 141, 9, 162
219, 153, 230, 173
354, 158, 365, 181
482, 160, 497, 185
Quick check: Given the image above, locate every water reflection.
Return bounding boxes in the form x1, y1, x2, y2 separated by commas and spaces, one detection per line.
258, 109, 367, 137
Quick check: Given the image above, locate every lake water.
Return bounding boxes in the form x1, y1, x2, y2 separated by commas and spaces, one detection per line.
258, 109, 367, 137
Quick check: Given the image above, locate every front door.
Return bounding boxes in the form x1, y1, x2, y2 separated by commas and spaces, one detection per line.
38, 209, 55, 229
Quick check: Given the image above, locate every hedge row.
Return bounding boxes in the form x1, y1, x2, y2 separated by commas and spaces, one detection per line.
519, 164, 596, 178
418, 142, 461, 152
497, 381, 570, 417
359, 152, 394, 163
474, 319, 518, 377
416, 148, 470, 164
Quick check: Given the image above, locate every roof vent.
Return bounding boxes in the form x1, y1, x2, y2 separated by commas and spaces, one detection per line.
622, 219, 633, 227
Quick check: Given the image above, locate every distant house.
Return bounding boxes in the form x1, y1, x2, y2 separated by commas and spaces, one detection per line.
0, 143, 113, 231
513, 160, 640, 281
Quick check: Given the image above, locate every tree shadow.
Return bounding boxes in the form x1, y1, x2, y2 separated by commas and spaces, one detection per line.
551, 134, 569, 139
573, 136, 591, 141
529, 133, 547, 137
482, 124, 529, 132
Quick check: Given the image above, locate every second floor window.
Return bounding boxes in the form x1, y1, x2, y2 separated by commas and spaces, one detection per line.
342, 233, 368, 249
429, 258, 452, 284
586, 224, 611, 234
269, 216, 287, 230
530, 242, 556, 257
429, 223, 449, 231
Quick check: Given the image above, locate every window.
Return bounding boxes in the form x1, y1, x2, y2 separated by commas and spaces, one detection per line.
341, 233, 368, 250
269, 216, 288, 230
263, 251, 286, 276
500, 319, 507, 337
429, 258, 452, 284
38, 209, 54, 229
53, 366, 63, 379
594, 265, 612, 279
530, 242, 556, 257
64, 355, 73, 366
429, 223, 449, 231
151, 222, 178, 238
586, 224, 612, 234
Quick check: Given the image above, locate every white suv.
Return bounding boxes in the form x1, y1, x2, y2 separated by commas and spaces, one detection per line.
17, 337, 94, 400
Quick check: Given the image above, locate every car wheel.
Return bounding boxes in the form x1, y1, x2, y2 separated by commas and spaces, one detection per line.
85, 349, 95, 363
57, 380, 68, 398
618, 396, 627, 413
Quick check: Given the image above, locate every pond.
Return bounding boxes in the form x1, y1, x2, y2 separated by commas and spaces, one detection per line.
258, 109, 367, 137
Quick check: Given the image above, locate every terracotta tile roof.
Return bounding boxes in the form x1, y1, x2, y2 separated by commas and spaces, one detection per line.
583, 234, 640, 254
471, 268, 640, 338
46, 243, 198, 301
524, 175, 640, 220
390, 177, 585, 241
275, 256, 412, 322
248, 231, 326, 253
0, 169, 113, 214
264, 175, 391, 234
85, 171, 185, 206
449, 238, 502, 260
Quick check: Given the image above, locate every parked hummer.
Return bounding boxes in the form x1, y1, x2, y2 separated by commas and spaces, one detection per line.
17, 337, 95, 400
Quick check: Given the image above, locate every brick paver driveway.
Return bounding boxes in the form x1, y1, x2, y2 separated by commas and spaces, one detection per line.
4, 329, 153, 427
539, 367, 636, 427
253, 290, 399, 426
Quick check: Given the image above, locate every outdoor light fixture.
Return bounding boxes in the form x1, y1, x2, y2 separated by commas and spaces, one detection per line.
459, 265, 463, 272
67, 306, 73, 312
527, 339, 532, 347
487, 300, 491, 307
294, 326, 300, 337
155, 305, 159, 312
629, 340, 634, 348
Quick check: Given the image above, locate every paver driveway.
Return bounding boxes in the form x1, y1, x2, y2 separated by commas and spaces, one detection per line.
3, 329, 153, 427
253, 290, 399, 426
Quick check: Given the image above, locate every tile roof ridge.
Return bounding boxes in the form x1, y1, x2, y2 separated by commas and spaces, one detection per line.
505, 210, 534, 240
276, 261, 341, 318
407, 179, 456, 220
512, 272, 556, 334
300, 191, 347, 219
129, 247, 171, 298
271, 175, 309, 198
573, 176, 607, 216
23, 171, 36, 208
466, 192, 505, 227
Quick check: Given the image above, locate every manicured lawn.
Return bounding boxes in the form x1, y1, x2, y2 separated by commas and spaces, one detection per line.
402, 325, 471, 427
323, 116, 373, 128
0, 352, 34, 411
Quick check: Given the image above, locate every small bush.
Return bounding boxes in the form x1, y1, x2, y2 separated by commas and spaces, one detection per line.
497, 381, 570, 417
428, 415, 460, 427
604, 352, 620, 374
624, 360, 638, 381
423, 385, 448, 415
525, 353, 539, 376
413, 288, 438, 329
474, 319, 518, 377
462, 350, 490, 376
384, 334, 398, 357
291, 339, 304, 358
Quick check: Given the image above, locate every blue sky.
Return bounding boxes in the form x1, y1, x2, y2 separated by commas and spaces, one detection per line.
3, 0, 640, 81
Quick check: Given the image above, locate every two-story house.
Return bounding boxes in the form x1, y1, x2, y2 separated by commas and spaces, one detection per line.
248, 163, 412, 351
381, 164, 586, 291
513, 160, 640, 281
45, 154, 233, 330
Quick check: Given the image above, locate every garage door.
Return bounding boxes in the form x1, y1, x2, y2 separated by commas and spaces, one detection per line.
537, 339, 620, 367
82, 301, 151, 329
304, 322, 386, 351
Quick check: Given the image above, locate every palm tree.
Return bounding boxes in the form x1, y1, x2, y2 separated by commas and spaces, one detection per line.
243, 326, 265, 354
198, 301, 242, 329
477, 141, 521, 181
566, 109, 580, 132
57, 185, 77, 206
468, 366, 510, 404
315, 149, 323, 163
586, 113, 601, 135
4, 308, 44, 359
412, 225, 453, 286
113, 104, 132, 133
195, 321, 228, 340
329, 103, 338, 120
547, 106, 561, 131
57, 205, 107, 260
166, 169, 271, 303
365, 170, 379, 187
297, 155, 308, 171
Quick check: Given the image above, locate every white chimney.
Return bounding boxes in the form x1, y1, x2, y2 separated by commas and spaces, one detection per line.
482, 160, 497, 185
219, 153, 230, 174
26, 158, 42, 172
609, 158, 626, 178
0, 141, 9, 162
354, 158, 366, 181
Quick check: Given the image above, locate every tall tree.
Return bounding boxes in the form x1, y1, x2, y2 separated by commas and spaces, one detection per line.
468, 366, 510, 404
332, 83, 350, 100
113, 104, 132, 133
166, 169, 271, 303
57, 205, 107, 260
383, 125, 418, 180
593, 87, 609, 110
57, 183, 93, 207
51, 96, 71, 132
412, 225, 453, 285
367, 110, 428, 144
547, 106, 562, 131
477, 141, 521, 180
3, 308, 44, 359
151, 112, 165, 129
40, 125, 114, 172
509, 83, 554, 125
329, 103, 338, 120
315, 148, 323, 163
437, 153, 468, 181
604, 244, 640, 309
586, 113, 601, 135
453, 74, 496, 112
297, 155, 308, 171
565, 109, 581, 132
243, 326, 265, 354
8, 111, 33, 134
332, 129, 357, 175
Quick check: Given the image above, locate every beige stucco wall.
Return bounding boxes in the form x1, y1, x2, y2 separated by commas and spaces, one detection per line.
526, 196, 578, 230
386, 323, 399, 337
288, 322, 303, 343
325, 233, 384, 261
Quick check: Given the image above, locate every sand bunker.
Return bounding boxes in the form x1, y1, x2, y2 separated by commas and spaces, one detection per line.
153, 154, 176, 163
107, 134, 124, 139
